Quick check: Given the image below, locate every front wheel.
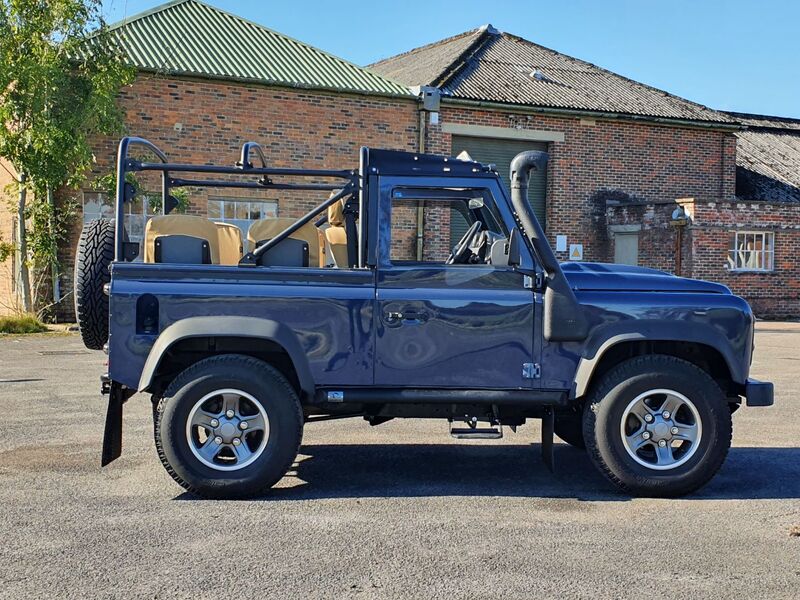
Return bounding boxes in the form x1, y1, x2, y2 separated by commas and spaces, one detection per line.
583, 355, 732, 497
154, 354, 303, 499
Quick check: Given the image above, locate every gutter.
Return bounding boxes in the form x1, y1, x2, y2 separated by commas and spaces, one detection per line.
443, 97, 743, 132
134, 68, 416, 101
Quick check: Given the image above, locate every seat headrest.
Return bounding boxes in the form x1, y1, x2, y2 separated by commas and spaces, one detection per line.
328, 199, 345, 227
247, 217, 320, 265
144, 215, 220, 263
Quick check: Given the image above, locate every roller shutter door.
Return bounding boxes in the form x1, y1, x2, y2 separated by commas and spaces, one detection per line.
450, 136, 548, 245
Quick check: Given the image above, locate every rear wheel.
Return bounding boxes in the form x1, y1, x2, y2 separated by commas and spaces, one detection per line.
583, 355, 731, 497
154, 354, 303, 499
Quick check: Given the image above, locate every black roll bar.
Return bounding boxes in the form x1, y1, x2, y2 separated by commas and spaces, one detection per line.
114, 137, 169, 260
114, 136, 361, 266
239, 184, 356, 267
238, 142, 269, 169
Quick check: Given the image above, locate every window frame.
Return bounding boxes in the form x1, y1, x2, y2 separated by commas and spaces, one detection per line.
384, 186, 510, 268
727, 230, 775, 273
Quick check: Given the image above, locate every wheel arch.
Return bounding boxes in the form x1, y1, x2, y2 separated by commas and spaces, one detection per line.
573, 325, 746, 400
139, 316, 315, 400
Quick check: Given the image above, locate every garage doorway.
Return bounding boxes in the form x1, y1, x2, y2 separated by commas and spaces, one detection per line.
451, 136, 548, 246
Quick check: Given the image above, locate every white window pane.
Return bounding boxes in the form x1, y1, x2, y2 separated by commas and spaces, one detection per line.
208, 200, 222, 219
263, 202, 278, 218
235, 202, 249, 220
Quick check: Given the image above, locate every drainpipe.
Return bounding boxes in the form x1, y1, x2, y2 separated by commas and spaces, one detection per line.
412, 86, 441, 261
416, 109, 425, 261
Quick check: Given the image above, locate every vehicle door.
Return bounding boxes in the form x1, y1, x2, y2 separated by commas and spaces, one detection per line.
373, 176, 538, 389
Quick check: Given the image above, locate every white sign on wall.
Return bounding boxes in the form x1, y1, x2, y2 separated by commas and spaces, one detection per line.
555, 235, 567, 252
569, 244, 583, 261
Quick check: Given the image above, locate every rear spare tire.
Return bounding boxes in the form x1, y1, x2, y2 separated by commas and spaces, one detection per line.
74, 218, 116, 350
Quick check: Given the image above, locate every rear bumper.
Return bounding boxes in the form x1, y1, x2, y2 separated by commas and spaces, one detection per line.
744, 379, 774, 407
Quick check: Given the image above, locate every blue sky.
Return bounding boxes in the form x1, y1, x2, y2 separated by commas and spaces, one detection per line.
103, 0, 800, 118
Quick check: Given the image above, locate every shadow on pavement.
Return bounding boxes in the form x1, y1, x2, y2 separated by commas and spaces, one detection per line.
175, 444, 800, 502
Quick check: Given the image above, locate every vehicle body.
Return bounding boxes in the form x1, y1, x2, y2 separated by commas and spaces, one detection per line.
77, 136, 773, 499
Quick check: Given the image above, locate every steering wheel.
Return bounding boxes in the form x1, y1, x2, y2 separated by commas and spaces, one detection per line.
446, 220, 483, 265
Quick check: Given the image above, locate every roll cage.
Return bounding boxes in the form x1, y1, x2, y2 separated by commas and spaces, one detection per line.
113, 136, 361, 267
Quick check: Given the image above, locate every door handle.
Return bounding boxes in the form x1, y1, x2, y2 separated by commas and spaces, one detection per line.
384, 310, 429, 324
385, 311, 403, 323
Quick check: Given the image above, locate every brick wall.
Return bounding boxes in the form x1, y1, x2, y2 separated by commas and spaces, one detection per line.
690, 199, 800, 318
0, 160, 18, 314
605, 200, 691, 275
608, 197, 800, 318
54, 74, 419, 320
426, 105, 737, 263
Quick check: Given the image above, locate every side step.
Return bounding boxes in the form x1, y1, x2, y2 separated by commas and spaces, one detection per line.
449, 417, 503, 439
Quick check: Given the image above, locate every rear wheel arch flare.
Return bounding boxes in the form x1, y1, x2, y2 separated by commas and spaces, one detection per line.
139, 316, 314, 399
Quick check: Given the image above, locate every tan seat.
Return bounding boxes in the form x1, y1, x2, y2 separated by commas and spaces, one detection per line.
214, 222, 244, 265
144, 215, 220, 264
325, 200, 349, 267
247, 217, 321, 267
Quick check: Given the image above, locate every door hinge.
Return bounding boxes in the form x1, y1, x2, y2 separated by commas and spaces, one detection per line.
524, 273, 545, 290
522, 363, 541, 379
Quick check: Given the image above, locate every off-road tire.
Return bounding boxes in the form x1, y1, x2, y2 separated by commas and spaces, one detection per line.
74, 218, 116, 350
583, 354, 732, 497
154, 354, 303, 499
554, 412, 586, 449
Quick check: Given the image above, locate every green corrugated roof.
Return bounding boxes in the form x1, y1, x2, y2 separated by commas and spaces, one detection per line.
105, 0, 412, 97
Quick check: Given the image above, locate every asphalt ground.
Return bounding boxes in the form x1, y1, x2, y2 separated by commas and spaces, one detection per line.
0, 323, 798, 599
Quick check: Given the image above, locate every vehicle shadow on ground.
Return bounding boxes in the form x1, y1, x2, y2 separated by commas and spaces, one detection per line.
175, 445, 800, 502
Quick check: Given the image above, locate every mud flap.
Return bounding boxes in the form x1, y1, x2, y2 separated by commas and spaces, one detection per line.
541, 407, 554, 472
101, 379, 133, 466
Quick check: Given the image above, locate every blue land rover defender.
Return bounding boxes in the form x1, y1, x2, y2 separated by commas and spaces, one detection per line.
75, 137, 773, 499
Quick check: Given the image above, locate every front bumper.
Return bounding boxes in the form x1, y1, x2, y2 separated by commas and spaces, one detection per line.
744, 379, 774, 407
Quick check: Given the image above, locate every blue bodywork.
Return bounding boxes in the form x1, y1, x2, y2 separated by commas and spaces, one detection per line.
107, 149, 760, 409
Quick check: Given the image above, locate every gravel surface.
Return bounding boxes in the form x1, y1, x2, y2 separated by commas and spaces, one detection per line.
0, 324, 798, 599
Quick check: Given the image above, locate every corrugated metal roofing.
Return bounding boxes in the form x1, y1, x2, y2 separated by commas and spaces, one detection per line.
105, 0, 411, 97
728, 112, 800, 202
370, 26, 734, 124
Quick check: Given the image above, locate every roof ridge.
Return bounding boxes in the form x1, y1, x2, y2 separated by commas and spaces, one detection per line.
368, 26, 482, 69
191, 1, 405, 85
433, 28, 496, 89
106, 0, 190, 31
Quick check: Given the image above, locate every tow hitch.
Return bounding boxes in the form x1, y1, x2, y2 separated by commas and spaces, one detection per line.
100, 375, 135, 466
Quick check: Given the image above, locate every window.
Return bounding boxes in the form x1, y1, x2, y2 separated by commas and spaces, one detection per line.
208, 198, 277, 236
728, 231, 774, 271
389, 189, 506, 264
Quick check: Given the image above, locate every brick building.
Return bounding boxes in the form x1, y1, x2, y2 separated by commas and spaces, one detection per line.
370, 26, 799, 317
1, 1, 797, 319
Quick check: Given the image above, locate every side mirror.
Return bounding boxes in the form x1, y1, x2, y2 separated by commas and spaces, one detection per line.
508, 227, 521, 267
